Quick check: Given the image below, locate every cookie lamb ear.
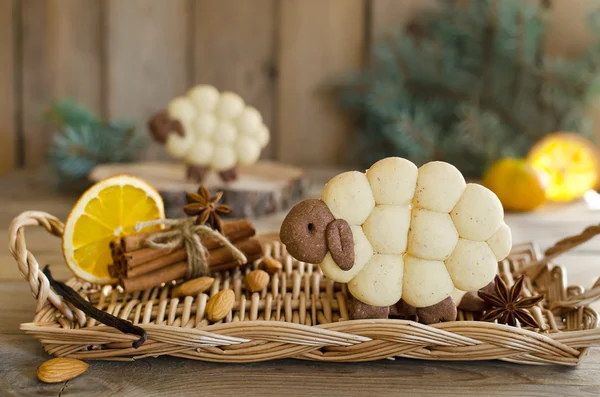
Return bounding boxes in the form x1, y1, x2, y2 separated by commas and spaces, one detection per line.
326, 219, 354, 270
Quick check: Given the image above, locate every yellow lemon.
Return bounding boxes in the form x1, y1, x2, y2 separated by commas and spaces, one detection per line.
527, 132, 599, 202
482, 158, 546, 212
62, 175, 164, 284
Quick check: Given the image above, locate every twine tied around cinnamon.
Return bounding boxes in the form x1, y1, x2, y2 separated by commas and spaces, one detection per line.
134, 218, 247, 278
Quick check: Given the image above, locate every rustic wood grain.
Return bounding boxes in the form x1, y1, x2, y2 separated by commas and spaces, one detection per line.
89, 160, 308, 218
0, 0, 17, 174
104, 0, 190, 162
21, 0, 103, 168
193, 0, 277, 159
277, 0, 366, 167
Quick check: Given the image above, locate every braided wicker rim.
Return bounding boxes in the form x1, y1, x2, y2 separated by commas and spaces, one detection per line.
8, 211, 600, 365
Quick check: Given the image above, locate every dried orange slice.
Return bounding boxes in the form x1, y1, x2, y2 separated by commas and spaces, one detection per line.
528, 133, 600, 202
62, 175, 164, 284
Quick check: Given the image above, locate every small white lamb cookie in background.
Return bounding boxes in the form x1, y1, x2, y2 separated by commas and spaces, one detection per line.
149, 84, 270, 183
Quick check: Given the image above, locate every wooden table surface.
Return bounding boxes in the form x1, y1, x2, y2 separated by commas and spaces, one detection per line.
2, 169, 600, 396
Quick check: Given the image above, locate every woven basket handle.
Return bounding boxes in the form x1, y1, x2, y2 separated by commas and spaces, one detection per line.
8, 211, 76, 321
516, 224, 600, 308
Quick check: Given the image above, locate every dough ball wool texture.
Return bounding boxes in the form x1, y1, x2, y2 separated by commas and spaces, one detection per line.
319, 157, 512, 308
164, 85, 270, 171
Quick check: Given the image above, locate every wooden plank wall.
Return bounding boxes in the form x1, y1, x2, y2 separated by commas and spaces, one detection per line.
0, 0, 597, 174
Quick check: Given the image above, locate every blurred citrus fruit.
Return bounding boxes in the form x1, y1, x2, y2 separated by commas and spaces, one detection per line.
62, 175, 164, 284
527, 133, 599, 202
482, 158, 546, 212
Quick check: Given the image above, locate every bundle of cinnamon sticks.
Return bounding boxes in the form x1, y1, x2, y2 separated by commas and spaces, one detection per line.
109, 219, 262, 292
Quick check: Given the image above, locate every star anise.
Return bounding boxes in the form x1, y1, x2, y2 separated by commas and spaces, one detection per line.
183, 185, 232, 233
478, 275, 544, 328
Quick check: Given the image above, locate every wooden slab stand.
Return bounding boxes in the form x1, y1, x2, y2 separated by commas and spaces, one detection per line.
89, 160, 309, 218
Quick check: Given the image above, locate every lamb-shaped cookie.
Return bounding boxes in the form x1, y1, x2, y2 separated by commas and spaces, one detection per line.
280, 157, 512, 324
148, 85, 270, 183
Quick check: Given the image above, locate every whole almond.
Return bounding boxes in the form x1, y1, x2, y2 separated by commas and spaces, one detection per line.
172, 277, 214, 298
245, 269, 270, 292
205, 289, 235, 322
37, 358, 89, 383
258, 257, 282, 275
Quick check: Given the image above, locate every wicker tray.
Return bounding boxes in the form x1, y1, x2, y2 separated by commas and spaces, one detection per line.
9, 211, 600, 366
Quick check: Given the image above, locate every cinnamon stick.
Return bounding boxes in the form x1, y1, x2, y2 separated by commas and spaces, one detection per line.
120, 230, 155, 252
121, 238, 264, 292
124, 247, 168, 267
125, 237, 263, 278
118, 219, 256, 272
127, 249, 187, 278
108, 264, 119, 278
120, 219, 255, 252
121, 261, 188, 293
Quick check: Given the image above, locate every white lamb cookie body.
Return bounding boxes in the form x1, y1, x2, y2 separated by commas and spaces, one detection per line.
366, 157, 418, 205
413, 161, 466, 212
188, 85, 219, 112
348, 254, 404, 307
236, 137, 261, 166
163, 85, 270, 171
191, 114, 217, 139
402, 256, 454, 308
362, 205, 410, 254
451, 184, 504, 241
312, 157, 512, 311
321, 171, 375, 225
408, 208, 458, 261
168, 97, 196, 123
320, 226, 373, 283
445, 238, 498, 291
236, 107, 263, 135
210, 145, 237, 170
486, 222, 512, 261
185, 140, 214, 166
451, 288, 467, 306
166, 133, 194, 159
215, 92, 245, 120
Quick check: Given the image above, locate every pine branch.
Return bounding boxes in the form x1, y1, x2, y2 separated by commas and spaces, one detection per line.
396, 115, 437, 158
406, 80, 536, 138
510, 7, 524, 103
481, 1, 497, 96
534, 0, 552, 128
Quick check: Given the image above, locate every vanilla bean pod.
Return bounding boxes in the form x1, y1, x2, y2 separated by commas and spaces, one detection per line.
43, 265, 147, 348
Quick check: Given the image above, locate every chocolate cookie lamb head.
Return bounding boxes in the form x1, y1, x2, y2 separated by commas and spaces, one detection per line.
280, 199, 354, 269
